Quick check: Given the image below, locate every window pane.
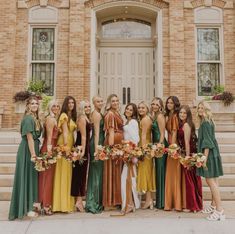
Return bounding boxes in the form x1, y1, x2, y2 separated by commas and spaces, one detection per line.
197, 28, 220, 61
32, 63, 54, 95
198, 63, 220, 96
102, 19, 151, 39
32, 28, 54, 61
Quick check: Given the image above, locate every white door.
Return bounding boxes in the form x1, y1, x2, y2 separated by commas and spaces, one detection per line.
98, 47, 154, 108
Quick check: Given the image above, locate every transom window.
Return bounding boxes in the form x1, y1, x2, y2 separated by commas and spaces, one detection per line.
102, 19, 151, 39
197, 28, 221, 96
31, 28, 55, 96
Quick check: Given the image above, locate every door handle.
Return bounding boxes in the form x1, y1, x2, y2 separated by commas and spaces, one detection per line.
127, 87, 131, 104
123, 87, 126, 105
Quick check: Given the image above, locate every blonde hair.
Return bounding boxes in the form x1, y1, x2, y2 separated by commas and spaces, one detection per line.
150, 97, 165, 118
138, 101, 150, 120
197, 100, 214, 125
78, 100, 91, 119
47, 99, 60, 118
92, 95, 102, 104
104, 94, 119, 114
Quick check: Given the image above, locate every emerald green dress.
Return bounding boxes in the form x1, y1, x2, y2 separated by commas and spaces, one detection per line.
196, 120, 223, 178
152, 119, 168, 209
85, 117, 105, 213
9, 115, 41, 220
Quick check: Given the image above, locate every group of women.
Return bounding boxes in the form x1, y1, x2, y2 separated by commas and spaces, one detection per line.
8, 94, 225, 221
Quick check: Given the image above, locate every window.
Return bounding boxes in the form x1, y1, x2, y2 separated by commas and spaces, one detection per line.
30, 28, 55, 95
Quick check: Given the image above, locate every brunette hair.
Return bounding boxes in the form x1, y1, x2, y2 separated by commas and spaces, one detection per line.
59, 96, 77, 122
165, 96, 180, 116
124, 103, 138, 120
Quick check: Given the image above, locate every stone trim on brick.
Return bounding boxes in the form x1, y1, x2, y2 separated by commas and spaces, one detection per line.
184, 0, 233, 8
17, 0, 69, 8
84, 0, 169, 9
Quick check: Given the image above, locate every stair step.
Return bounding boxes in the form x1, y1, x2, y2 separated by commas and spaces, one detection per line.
215, 126, 235, 132
0, 153, 16, 163
202, 175, 235, 187
0, 164, 15, 174
0, 145, 18, 153
203, 187, 235, 200
223, 163, 235, 174
0, 187, 12, 201
0, 137, 21, 145
216, 138, 235, 144
221, 153, 235, 163
0, 175, 14, 187
219, 145, 235, 153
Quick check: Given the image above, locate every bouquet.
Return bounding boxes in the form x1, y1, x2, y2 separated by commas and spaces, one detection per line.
180, 153, 207, 169
148, 143, 167, 158
94, 145, 111, 161
167, 144, 181, 160
70, 146, 86, 165
54, 145, 71, 160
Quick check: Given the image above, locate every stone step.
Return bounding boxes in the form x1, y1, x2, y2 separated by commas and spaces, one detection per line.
0, 153, 16, 163
222, 153, 235, 163
223, 163, 235, 174
0, 187, 12, 201
0, 137, 21, 145
215, 125, 235, 132
219, 145, 235, 153
0, 145, 18, 153
203, 187, 235, 200
0, 164, 15, 174
0, 175, 14, 187
202, 175, 235, 187
216, 137, 235, 144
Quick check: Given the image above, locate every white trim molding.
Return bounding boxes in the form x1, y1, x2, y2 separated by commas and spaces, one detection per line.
17, 0, 69, 9
194, 7, 223, 24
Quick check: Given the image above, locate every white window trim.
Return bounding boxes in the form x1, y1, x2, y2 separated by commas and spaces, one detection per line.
28, 24, 58, 97
195, 24, 224, 99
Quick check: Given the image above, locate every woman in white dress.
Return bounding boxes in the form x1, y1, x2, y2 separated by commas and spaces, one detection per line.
121, 103, 140, 214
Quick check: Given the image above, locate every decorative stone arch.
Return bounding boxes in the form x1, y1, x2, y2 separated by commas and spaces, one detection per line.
17, 0, 69, 9
184, 0, 233, 9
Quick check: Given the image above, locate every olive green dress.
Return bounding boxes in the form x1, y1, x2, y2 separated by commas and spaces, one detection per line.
152, 119, 168, 209
85, 117, 105, 213
9, 115, 41, 220
197, 120, 223, 178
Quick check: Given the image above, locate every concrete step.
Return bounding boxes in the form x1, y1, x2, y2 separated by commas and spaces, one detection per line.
216, 138, 235, 144
219, 145, 235, 153
203, 187, 235, 200
223, 163, 235, 174
0, 145, 18, 153
0, 175, 14, 187
215, 125, 235, 132
222, 153, 235, 163
202, 175, 235, 187
0, 153, 16, 163
0, 187, 12, 201
0, 164, 15, 174
0, 137, 21, 145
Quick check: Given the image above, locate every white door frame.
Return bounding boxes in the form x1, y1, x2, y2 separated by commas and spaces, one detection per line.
90, 2, 163, 101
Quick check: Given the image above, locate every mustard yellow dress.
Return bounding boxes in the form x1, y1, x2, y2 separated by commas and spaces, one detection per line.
52, 113, 76, 212
137, 118, 156, 193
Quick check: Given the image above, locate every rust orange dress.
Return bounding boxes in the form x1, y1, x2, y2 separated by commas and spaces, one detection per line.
164, 113, 184, 211
102, 110, 124, 207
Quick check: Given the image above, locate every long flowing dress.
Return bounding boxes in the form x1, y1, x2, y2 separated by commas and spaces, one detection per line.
137, 117, 156, 193
178, 123, 203, 211
9, 115, 41, 220
164, 113, 184, 211
71, 120, 91, 197
52, 113, 76, 212
103, 110, 124, 207
152, 119, 168, 209
121, 119, 140, 211
38, 123, 58, 208
196, 120, 223, 178
85, 116, 105, 213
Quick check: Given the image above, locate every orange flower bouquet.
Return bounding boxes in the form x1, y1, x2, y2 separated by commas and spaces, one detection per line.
180, 153, 207, 169
167, 144, 181, 160
94, 145, 111, 161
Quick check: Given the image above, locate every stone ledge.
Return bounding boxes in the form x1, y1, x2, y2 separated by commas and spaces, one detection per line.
17, 0, 70, 9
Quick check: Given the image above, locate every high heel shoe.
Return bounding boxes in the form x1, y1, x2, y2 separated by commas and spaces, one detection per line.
33, 203, 42, 214
44, 206, 53, 216
142, 200, 154, 210
125, 205, 136, 214
75, 202, 85, 212
207, 210, 226, 221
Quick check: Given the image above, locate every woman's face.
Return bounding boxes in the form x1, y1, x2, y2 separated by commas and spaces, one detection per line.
151, 99, 161, 113
51, 103, 60, 116
167, 98, 175, 111
68, 99, 75, 112
29, 99, 39, 113
125, 105, 134, 119
138, 103, 148, 117
111, 96, 119, 110
94, 97, 103, 110
179, 108, 187, 122
84, 102, 91, 115
197, 104, 205, 117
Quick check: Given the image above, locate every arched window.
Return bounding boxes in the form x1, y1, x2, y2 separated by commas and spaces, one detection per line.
102, 19, 151, 39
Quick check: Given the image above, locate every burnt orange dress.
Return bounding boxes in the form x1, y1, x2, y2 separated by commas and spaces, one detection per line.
164, 113, 185, 211
102, 110, 124, 207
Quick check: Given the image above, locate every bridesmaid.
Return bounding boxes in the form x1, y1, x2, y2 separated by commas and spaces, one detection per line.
150, 97, 168, 209
53, 96, 77, 212
103, 94, 124, 209
137, 101, 155, 209
85, 96, 105, 214
196, 101, 225, 221
38, 100, 60, 215
178, 105, 203, 212
9, 96, 42, 220
121, 103, 140, 214
164, 96, 184, 211
71, 100, 92, 212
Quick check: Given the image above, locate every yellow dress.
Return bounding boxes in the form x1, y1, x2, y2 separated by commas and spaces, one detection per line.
137, 118, 156, 193
52, 113, 76, 212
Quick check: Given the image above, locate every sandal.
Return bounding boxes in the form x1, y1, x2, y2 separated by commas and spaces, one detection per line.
27, 211, 38, 218
207, 210, 225, 221
44, 206, 53, 216
33, 203, 42, 213
202, 205, 216, 214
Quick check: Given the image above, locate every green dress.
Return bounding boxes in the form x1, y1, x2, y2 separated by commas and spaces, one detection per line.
85, 117, 105, 213
196, 120, 223, 178
152, 119, 168, 209
9, 115, 41, 220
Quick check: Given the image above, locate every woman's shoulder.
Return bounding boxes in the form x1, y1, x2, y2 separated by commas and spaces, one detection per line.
59, 112, 68, 120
